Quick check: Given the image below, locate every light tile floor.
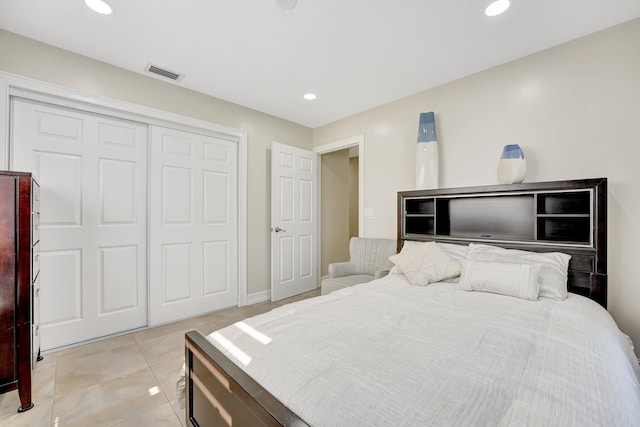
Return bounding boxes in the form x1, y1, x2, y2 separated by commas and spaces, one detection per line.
0, 289, 320, 427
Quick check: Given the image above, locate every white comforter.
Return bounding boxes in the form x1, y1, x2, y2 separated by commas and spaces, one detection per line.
207, 274, 640, 426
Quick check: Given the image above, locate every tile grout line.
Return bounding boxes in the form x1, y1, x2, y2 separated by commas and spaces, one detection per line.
49, 352, 59, 427
110, 403, 182, 427
131, 327, 184, 425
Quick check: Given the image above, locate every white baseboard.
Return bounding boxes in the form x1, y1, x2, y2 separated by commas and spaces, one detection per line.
246, 290, 270, 305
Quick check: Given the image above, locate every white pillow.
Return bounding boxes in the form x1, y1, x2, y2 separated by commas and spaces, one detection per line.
388, 242, 462, 286
438, 242, 469, 261
389, 241, 420, 274
466, 244, 571, 300
390, 241, 468, 275
459, 260, 542, 300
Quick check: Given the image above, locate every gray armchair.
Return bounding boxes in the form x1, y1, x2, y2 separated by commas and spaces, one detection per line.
321, 237, 397, 295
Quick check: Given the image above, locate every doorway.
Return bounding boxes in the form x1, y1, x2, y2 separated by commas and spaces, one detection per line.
314, 135, 364, 279
320, 148, 359, 275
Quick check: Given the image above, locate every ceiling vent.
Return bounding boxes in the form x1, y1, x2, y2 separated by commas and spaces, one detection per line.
144, 63, 185, 82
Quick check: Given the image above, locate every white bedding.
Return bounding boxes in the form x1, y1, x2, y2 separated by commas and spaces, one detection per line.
206, 274, 640, 426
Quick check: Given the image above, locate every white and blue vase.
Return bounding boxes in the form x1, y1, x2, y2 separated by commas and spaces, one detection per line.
497, 144, 526, 184
416, 112, 439, 189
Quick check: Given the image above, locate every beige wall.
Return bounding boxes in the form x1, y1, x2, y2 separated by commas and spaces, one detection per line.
313, 18, 640, 355
0, 29, 313, 296
349, 156, 359, 239
320, 149, 350, 276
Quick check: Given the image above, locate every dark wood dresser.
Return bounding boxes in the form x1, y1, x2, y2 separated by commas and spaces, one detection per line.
0, 171, 40, 412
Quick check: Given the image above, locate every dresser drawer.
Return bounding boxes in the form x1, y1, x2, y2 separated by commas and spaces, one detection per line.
31, 183, 40, 214
32, 253, 41, 368
32, 243, 40, 283
32, 212, 40, 246
570, 254, 594, 271
31, 323, 40, 368
32, 273, 40, 326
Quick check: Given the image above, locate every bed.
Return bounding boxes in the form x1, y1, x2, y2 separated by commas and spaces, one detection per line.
182, 178, 640, 426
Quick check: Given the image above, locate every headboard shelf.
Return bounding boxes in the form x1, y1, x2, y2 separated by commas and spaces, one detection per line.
397, 178, 607, 307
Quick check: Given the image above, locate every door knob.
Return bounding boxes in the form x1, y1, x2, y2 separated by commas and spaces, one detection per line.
273, 227, 286, 233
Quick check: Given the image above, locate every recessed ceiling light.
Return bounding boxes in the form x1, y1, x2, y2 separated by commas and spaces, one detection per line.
85, 0, 114, 15
303, 93, 317, 101
277, 0, 297, 10
485, 0, 511, 17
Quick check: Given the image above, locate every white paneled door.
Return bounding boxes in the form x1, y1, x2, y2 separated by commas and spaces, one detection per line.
11, 98, 148, 350
149, 126, 238, 326
271, 142, 318, 301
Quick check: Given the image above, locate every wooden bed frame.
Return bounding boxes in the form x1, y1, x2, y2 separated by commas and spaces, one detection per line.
185, 178, 607, 427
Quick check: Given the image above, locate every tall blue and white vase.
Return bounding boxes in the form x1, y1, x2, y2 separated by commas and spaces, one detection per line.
497, 144, 526, 184
416, 112, 439, 189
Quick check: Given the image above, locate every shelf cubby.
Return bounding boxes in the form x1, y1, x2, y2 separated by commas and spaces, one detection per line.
399, 181, 601, 249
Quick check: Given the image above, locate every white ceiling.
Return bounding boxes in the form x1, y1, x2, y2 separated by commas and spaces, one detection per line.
1, 1, 639, 128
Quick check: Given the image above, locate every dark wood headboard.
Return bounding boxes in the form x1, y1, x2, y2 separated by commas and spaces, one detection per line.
397, 178, 607, 307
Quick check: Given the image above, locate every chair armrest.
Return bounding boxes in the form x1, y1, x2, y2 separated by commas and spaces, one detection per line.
328, 262, 357, 278
374, 269, 390, 279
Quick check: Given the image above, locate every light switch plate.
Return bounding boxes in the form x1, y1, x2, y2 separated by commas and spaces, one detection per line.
364, 208, 374, 219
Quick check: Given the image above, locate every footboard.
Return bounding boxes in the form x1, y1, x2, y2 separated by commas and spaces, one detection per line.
185, 331, 309, 427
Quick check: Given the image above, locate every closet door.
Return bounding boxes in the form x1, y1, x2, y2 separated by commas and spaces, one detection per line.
149, 126, 238, 325
11, 98, 148, 350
